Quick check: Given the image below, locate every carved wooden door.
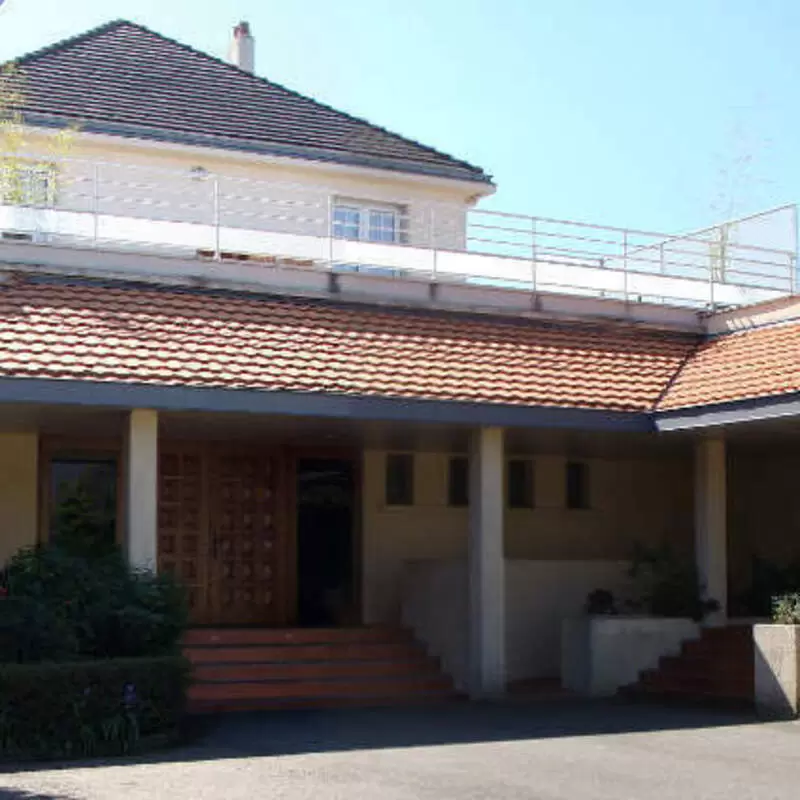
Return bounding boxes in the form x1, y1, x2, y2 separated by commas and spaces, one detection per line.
207, 451, 286, 626
157, 448, 212, 623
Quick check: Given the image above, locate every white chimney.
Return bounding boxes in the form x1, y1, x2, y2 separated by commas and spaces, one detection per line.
229, 21, 255, 74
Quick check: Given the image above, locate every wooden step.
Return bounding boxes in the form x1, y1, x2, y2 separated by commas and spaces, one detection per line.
183, 626, 412, 647
193, 657, 441, 683
185, 642, 428, 664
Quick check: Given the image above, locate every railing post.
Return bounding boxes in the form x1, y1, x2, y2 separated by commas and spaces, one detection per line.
431, 206, 438, 281
92, 163, 100, 246
530, 216, 537, 292
659, 242, 665, 274
211, 176, 221, 260
622, 231, 629, 302
327, 194, 334, 270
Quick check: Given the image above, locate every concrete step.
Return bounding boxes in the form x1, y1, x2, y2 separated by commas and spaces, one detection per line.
183, 626, 413, 647
185, 642, 428, 664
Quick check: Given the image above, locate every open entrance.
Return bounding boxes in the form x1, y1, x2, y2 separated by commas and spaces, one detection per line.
296, 458, 357, 627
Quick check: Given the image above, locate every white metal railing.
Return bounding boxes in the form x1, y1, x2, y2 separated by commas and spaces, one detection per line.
0, 155, 796, 309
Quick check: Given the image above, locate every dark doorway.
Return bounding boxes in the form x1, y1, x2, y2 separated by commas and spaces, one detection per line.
296, 458, 357, 627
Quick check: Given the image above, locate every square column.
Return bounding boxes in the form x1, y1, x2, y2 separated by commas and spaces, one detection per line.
125, 409, 159, 571
469, 426, 506, 697
694, 436, 727, 623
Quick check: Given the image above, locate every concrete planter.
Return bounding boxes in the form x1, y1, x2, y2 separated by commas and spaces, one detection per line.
754, 624, 800, 719
561, 616, 700, 697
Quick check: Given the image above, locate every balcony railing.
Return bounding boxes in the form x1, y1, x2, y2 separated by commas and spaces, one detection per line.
0, 156, 796, 309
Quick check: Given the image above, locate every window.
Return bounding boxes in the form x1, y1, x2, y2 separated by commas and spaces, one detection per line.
507, 459, 534, 509
50, 458, 118, 547
566, 461, 590, 510
1, 163, 56, 207
385, 453, 414, 506
448, 456, 469, 507
332, 200, 400, 243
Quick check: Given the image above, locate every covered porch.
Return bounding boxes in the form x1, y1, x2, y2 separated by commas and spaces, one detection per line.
3, 400, 790, 700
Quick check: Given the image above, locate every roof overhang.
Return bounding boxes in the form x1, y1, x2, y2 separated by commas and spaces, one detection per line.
0, 377, 653, 433
654, 392, 800, 432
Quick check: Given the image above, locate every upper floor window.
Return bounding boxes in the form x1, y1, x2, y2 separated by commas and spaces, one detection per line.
447, 456, 469, 508
507, 459, 534, 509
0, 163, 56, 208
333, 200, 400, 243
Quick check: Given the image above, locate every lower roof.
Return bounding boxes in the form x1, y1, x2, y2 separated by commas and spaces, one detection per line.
0, 275, 694, 418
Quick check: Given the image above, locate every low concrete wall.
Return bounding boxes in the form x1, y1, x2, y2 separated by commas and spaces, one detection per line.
562, 616, 700, 697
754, 624, 800, 719
402, 558, 629, 690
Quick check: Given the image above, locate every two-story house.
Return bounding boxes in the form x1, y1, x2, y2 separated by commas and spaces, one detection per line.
2, 19, 800, 711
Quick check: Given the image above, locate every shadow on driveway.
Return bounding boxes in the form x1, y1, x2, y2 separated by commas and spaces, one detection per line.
0, 697, 761, 776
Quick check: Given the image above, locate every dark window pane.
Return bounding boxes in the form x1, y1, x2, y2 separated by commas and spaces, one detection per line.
50, 459, 118, 547
508, 459, 534, 509
385, 453, 414, 506
566, 461, 589, 510
448, 456, 469, 507
332, 205, 360, 240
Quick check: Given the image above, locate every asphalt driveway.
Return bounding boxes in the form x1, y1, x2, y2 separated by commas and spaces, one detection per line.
1, 700, 798, 799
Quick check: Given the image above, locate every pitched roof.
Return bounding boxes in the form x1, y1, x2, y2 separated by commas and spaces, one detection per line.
11, 20, 491, 184
0, 278, 695, 413
658, 321, 800, 411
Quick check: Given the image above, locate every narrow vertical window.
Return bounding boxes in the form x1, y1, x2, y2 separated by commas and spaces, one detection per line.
507, 459, 534, 509
385, 453, 414, 506
448, 456, 469, 507
566, 461, 590, 510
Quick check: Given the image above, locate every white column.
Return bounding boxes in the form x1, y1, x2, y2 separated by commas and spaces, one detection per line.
694, 436, 727, 624
469, 426, 506, 697
125, 409, 159, 571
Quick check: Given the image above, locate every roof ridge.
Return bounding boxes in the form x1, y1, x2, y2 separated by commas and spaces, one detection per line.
10, 19, 492, 183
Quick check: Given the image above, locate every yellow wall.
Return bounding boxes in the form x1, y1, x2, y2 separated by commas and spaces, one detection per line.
361, 448, 694, 623
0, 433, 39, 564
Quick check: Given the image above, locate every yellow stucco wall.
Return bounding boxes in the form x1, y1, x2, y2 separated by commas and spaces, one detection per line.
361, 448, 694, 623
0, 432, 39, 565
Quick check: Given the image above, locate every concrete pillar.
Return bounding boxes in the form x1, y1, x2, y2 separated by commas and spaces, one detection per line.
468, 426, 506, 697
694, 436, 727, 623
125, 409, 159, 571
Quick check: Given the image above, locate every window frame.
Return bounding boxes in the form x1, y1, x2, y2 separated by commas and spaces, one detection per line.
384, 452, 414, 507
447, 456, 470, 508
507, 458, 535, 510
0, 161, 58, 208
332, 198, 405, 244
566, 460, 590, 510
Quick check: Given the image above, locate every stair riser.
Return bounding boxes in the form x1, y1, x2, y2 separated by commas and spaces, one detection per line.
194, 659, 440, 682
185, 643, 427, 664
183, 627, 412, 647
187, 693, 460, 713
189, 677, 453, 701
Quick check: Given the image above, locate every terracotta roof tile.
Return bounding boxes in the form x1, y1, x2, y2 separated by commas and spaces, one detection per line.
658, 321, 800, 411
0, 279, 696, 413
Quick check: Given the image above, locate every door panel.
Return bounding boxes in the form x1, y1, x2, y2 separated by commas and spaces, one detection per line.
157, 449, 210, 623
209, 452, 285, 626
158, 445, 288, 627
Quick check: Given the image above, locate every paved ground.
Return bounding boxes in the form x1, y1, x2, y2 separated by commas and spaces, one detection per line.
1, 700, 799, 800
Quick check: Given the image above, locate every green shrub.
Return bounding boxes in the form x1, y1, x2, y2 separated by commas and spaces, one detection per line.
0, 656, 190, 760
628, 543, 719, 622
772, 593, 800, 624
0, 544, 188, 663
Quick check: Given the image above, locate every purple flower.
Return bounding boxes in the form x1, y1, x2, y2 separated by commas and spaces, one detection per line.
123, 683, 137, 709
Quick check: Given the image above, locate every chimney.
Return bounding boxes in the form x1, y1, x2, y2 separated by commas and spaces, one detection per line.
229, 21, 255, 73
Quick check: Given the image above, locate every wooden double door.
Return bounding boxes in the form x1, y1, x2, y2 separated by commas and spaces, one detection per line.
157, 445, 291, 625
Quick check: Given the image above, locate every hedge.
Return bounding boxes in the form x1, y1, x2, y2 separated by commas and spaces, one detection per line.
0, 656, 191, 760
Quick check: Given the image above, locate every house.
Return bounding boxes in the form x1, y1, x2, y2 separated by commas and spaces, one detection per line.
1, 19, 799, 709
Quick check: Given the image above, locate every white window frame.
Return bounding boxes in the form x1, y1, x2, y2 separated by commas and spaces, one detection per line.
332, 198, 404, 244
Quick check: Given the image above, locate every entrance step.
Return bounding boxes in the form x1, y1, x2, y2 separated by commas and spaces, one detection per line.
619, 624, 754, 709
184, 626, 459, 713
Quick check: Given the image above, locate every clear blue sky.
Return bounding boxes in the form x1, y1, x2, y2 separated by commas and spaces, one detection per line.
1, 0, 798, 233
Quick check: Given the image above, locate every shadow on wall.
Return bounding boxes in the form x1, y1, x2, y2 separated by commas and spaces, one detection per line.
0, 702, 758, 775
0, 790, 76, 799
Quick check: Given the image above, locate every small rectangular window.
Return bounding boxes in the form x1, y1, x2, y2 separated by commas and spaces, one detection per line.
331, 200, 400, 243
385, 453, 414, 506
507, 459, 534, 509
448, 456, 469, 507
566, 461, 590, 510
1, 163, 56, 208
